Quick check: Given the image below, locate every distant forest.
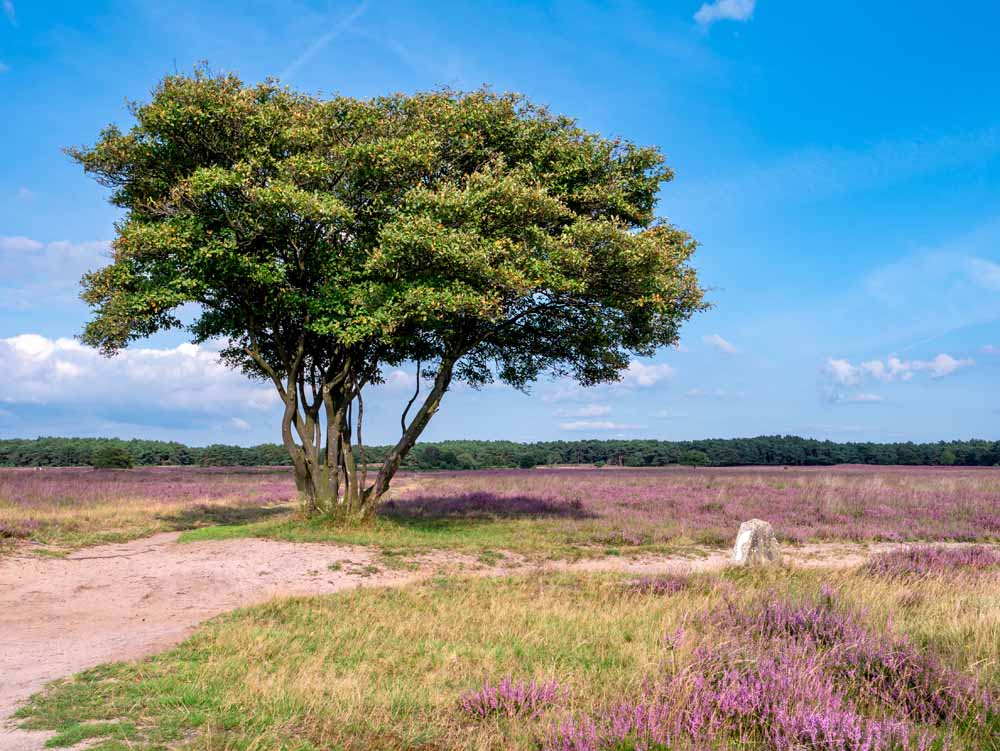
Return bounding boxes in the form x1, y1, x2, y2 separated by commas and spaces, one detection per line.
1, 436, 998, 469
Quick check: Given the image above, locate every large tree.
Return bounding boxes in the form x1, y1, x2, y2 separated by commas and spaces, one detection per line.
73, 69, 706, 520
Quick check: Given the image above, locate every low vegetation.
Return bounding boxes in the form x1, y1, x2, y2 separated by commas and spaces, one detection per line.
3, 466, 998, 557
15, 563, 999, 750
0, 466, 292, 552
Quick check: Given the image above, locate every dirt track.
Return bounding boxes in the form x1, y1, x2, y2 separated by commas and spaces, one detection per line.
0, 533, 919, 750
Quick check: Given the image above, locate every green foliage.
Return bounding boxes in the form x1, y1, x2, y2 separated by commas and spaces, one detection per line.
4, 436, 999, 469
90, 444, 135, 469
69, 67, 707, 512
679, 449, 711, 468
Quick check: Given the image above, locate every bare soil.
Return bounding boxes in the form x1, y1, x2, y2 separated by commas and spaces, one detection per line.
0, 533, 934, 750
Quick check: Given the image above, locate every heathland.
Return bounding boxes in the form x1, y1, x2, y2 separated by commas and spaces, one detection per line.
2, 465, 998, 750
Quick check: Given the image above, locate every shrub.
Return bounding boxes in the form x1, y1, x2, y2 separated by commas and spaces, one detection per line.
460, 676, 560, 721
90, 445, 134, 469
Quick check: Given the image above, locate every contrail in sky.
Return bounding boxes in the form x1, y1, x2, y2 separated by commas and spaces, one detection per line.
279, 0, 370, 82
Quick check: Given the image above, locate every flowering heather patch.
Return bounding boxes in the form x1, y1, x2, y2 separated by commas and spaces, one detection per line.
459, 676, 560, 720
0, 518, 40, 538
0, 466, 298, 549
0, 465, 297, 508
393, 466, 1000, 546
625, 573, 689, 596
545, 591, 995, 751
863, 545, 1000, 578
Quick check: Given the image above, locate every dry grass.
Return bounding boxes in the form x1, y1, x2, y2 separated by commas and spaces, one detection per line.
16, 565, 1000, 750
0, 467, 293, 553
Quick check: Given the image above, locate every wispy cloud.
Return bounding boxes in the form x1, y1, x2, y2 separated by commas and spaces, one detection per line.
16, 187, 33, 200
230, 417, 252, 430
0, 236, 111, 310
0, 62, 9, 74
279, 0, 369, 81
966, 257, 1000, 291
2, 0, 15, 26
684, 127, 1000, 213
694, 0, 755, 28
828, 392, 883, 405
559, 420, 641, 432
554, 404, 612, 418
621, 361, 676, 386
983, 345, 1000, 355
703, 333, 739, 354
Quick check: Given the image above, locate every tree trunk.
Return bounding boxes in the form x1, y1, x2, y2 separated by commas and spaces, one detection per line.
276, 358, 456, 524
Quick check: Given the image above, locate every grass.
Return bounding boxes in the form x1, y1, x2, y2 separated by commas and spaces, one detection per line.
5, 466, 999, 559
0, 466, 294, 555
15, 565, 1000, 750
177, 513, 705, 561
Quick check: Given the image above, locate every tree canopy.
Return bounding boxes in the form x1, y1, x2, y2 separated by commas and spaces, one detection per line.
72, 68, 706, 518
4, 436, 999, 469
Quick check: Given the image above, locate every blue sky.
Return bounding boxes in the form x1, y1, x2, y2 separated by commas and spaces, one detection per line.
1, 0, 998, 446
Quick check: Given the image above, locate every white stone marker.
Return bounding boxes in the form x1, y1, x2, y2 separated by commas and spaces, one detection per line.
731, 518, 781, 565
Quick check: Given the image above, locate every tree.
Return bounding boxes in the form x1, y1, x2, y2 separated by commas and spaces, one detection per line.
679, 449, 711, 468
72, 68, 706, 520
91, 444, 134, 469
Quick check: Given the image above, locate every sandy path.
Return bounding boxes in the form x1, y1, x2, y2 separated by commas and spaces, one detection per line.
0, 534, 943, 750
0, 533, 448, 750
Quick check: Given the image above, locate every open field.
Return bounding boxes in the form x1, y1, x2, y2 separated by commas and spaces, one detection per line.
12, 559, 1000, 750
0, 466, 297, 554
3, 465, 1000, 750
4, 465, 997, 559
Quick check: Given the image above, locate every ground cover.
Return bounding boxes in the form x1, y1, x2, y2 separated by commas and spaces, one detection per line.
184, 466, 1000, 558
5, 466, 998, 559
14, 550, 1000, 750
0, 466, 294, 554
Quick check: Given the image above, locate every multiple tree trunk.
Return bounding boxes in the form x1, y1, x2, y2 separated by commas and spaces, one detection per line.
245, 335, 455, 521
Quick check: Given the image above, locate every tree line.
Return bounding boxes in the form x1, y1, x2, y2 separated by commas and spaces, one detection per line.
1, 436, 997, 469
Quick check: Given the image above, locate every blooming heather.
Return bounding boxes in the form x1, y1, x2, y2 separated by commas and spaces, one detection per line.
863, 545, 1000, 578
543, 591, 995, 751
391, 466, 1000, 545
459, 676, 561, 721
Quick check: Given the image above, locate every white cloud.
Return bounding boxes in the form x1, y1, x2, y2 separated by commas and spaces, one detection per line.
966, 257, 1000, 291
703, 333, 739, 354
806, 424, 871, 434
826, 392, 883, 405
694, 0, 755, 28
1, 236, 43, 252
654, 409, 686, 419
559, 420, 641, 432
846, 393, 883, 403
824, 352, 974, 388
621, 360, 676, 386
383, 368, 417, 391
554, 404, 611, 418
230, 417, 252, 430
0, 334, 278, 413
1, 236, 111, 310
824, 358, 861, 386
983, 345, 1000, 355
910, 353, 975, 379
